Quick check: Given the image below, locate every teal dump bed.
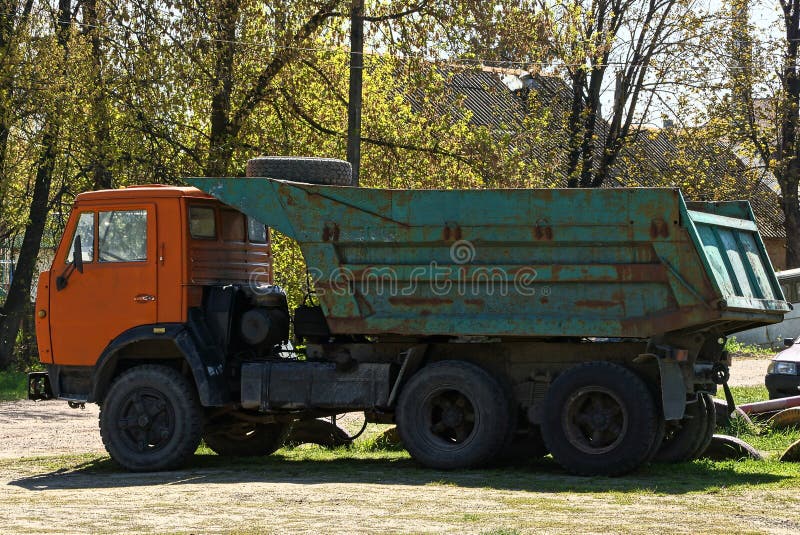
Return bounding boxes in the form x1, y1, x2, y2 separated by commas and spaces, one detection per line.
188, 178, 790, 339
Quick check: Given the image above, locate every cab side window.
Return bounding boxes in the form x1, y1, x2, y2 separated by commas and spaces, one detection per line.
247, 217, 267, 243
189, 206, 216, 239
98, 210, 148, 262
66, 212, 95, 264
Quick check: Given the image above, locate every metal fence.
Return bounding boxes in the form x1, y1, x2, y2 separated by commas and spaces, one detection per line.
0, 258, 13, 305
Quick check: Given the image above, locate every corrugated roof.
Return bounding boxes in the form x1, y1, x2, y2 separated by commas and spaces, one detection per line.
415, 66, 785, 239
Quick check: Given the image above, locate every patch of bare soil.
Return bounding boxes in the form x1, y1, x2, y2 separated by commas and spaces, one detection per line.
0, 400, 104, 459
1, 453, 800, 535
729, 356, 773, 387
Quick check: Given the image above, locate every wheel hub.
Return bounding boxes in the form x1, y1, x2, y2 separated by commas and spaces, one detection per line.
563, 386, 629, 455
441, 406, 464, 427
117, 388, 175, 453
426, 389, 476, 444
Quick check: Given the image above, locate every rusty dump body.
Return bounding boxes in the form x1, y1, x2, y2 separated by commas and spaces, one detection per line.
189, 177, 789, 340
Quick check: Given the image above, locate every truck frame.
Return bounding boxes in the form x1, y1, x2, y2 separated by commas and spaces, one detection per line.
28, 157, 790, 476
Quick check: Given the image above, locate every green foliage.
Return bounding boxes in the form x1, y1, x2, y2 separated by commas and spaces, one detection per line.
0, 371, 27, 401
725, 338, 778, 358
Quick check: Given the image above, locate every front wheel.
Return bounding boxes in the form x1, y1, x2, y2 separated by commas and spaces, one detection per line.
100, 365, 202, 471
541, 362, 658, 476
396, 361, 514, 470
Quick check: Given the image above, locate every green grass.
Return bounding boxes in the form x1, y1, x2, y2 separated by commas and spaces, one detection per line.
725, 336, 779, 357
725, 385, 800, 457
730, 384, 770, 405
0, 371, 26, 401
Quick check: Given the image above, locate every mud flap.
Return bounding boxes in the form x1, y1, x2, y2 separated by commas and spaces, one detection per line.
634, 353, 686, 421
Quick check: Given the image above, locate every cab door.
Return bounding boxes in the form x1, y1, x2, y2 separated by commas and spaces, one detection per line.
49, 204, 158, 366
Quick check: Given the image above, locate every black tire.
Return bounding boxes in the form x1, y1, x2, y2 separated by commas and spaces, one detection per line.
690, 393, 716, 459
246, 157, 353, 186
396, 361, 514, 470
284, 418, 352, 449
653, 395, 707, 463
541, 362, 658, 476
100, 365, 202, 472
203, 421, 289, 457
644, 411, 666, 463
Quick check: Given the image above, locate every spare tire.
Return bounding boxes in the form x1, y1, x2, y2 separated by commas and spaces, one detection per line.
246, 156, 353, 186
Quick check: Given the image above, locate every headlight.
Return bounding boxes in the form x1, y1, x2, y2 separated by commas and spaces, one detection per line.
769, 361, 798, 375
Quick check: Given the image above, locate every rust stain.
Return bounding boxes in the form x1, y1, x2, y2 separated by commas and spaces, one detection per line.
540, 296, 549, 304
388, 297, 454, 306
534, 219, 553, 240
322, 223, 340, 242
614, 264, 667, 282
465, 299, 485, 306
443, 224, 462, 241
650, 218, 669, 239
575, 300, 621, 309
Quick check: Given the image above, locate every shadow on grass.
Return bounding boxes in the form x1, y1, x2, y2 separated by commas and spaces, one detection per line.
8, 449, 798, 494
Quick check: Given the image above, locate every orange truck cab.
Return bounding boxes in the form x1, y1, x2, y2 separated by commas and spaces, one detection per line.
33, 184, 284, 389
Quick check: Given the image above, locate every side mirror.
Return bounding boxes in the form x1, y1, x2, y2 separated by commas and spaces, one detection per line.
73, 235, 84, 274
784, 338, 795, 347
55, 235, 84, 291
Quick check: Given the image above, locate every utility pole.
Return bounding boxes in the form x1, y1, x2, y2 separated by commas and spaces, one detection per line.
346, 0, 364, 186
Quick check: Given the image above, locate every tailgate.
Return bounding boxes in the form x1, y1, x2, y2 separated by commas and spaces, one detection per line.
685, 201, 789, 313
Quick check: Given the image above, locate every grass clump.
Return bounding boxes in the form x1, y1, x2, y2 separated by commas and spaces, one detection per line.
0, 370, 27, 401
725, 337, 778, 357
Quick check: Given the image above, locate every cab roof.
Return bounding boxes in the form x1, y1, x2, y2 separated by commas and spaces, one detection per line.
75, 185, 215, 202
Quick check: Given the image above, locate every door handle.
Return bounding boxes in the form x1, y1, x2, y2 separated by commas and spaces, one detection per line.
134, 294, 156, 303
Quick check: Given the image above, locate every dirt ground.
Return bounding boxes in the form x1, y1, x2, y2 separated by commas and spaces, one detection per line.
1, 356, 796, 535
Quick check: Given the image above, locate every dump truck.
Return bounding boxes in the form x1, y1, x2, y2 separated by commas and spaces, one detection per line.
28, 157, 790, 476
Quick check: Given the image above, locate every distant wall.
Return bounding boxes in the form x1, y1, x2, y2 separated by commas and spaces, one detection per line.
764, 237, 786, 271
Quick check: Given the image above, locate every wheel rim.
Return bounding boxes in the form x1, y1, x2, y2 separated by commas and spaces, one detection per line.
562, 386, 629, 455
116, 387, 176, 453
423, 388, 476, 445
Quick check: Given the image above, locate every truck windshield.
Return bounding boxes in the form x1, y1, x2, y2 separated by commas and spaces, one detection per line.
98, 210, 147, 262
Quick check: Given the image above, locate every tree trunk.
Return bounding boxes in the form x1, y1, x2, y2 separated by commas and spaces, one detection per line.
0, 125, 58, 368
0, 0, 70, 369
205, 0, 241, 177
84, 0, 113, 190
566, 70, 586, 188
779, 0, 800, 268
782, 181, 800, 268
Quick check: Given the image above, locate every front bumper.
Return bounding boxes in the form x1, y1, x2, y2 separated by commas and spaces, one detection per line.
765, 372, 800, 399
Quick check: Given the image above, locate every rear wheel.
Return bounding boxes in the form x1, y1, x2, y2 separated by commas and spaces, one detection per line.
203, 421, 289, 457
100, 365, 202, 472
654, 395, 706, 463
691, 393, 716, 459
541, 362, 658, 476
396, 361, 514, 469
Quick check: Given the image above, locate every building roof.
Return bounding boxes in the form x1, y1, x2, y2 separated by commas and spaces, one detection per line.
416, 66, 786, 239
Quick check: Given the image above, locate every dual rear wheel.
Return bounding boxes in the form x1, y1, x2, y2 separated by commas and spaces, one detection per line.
398, 360, 709, 476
